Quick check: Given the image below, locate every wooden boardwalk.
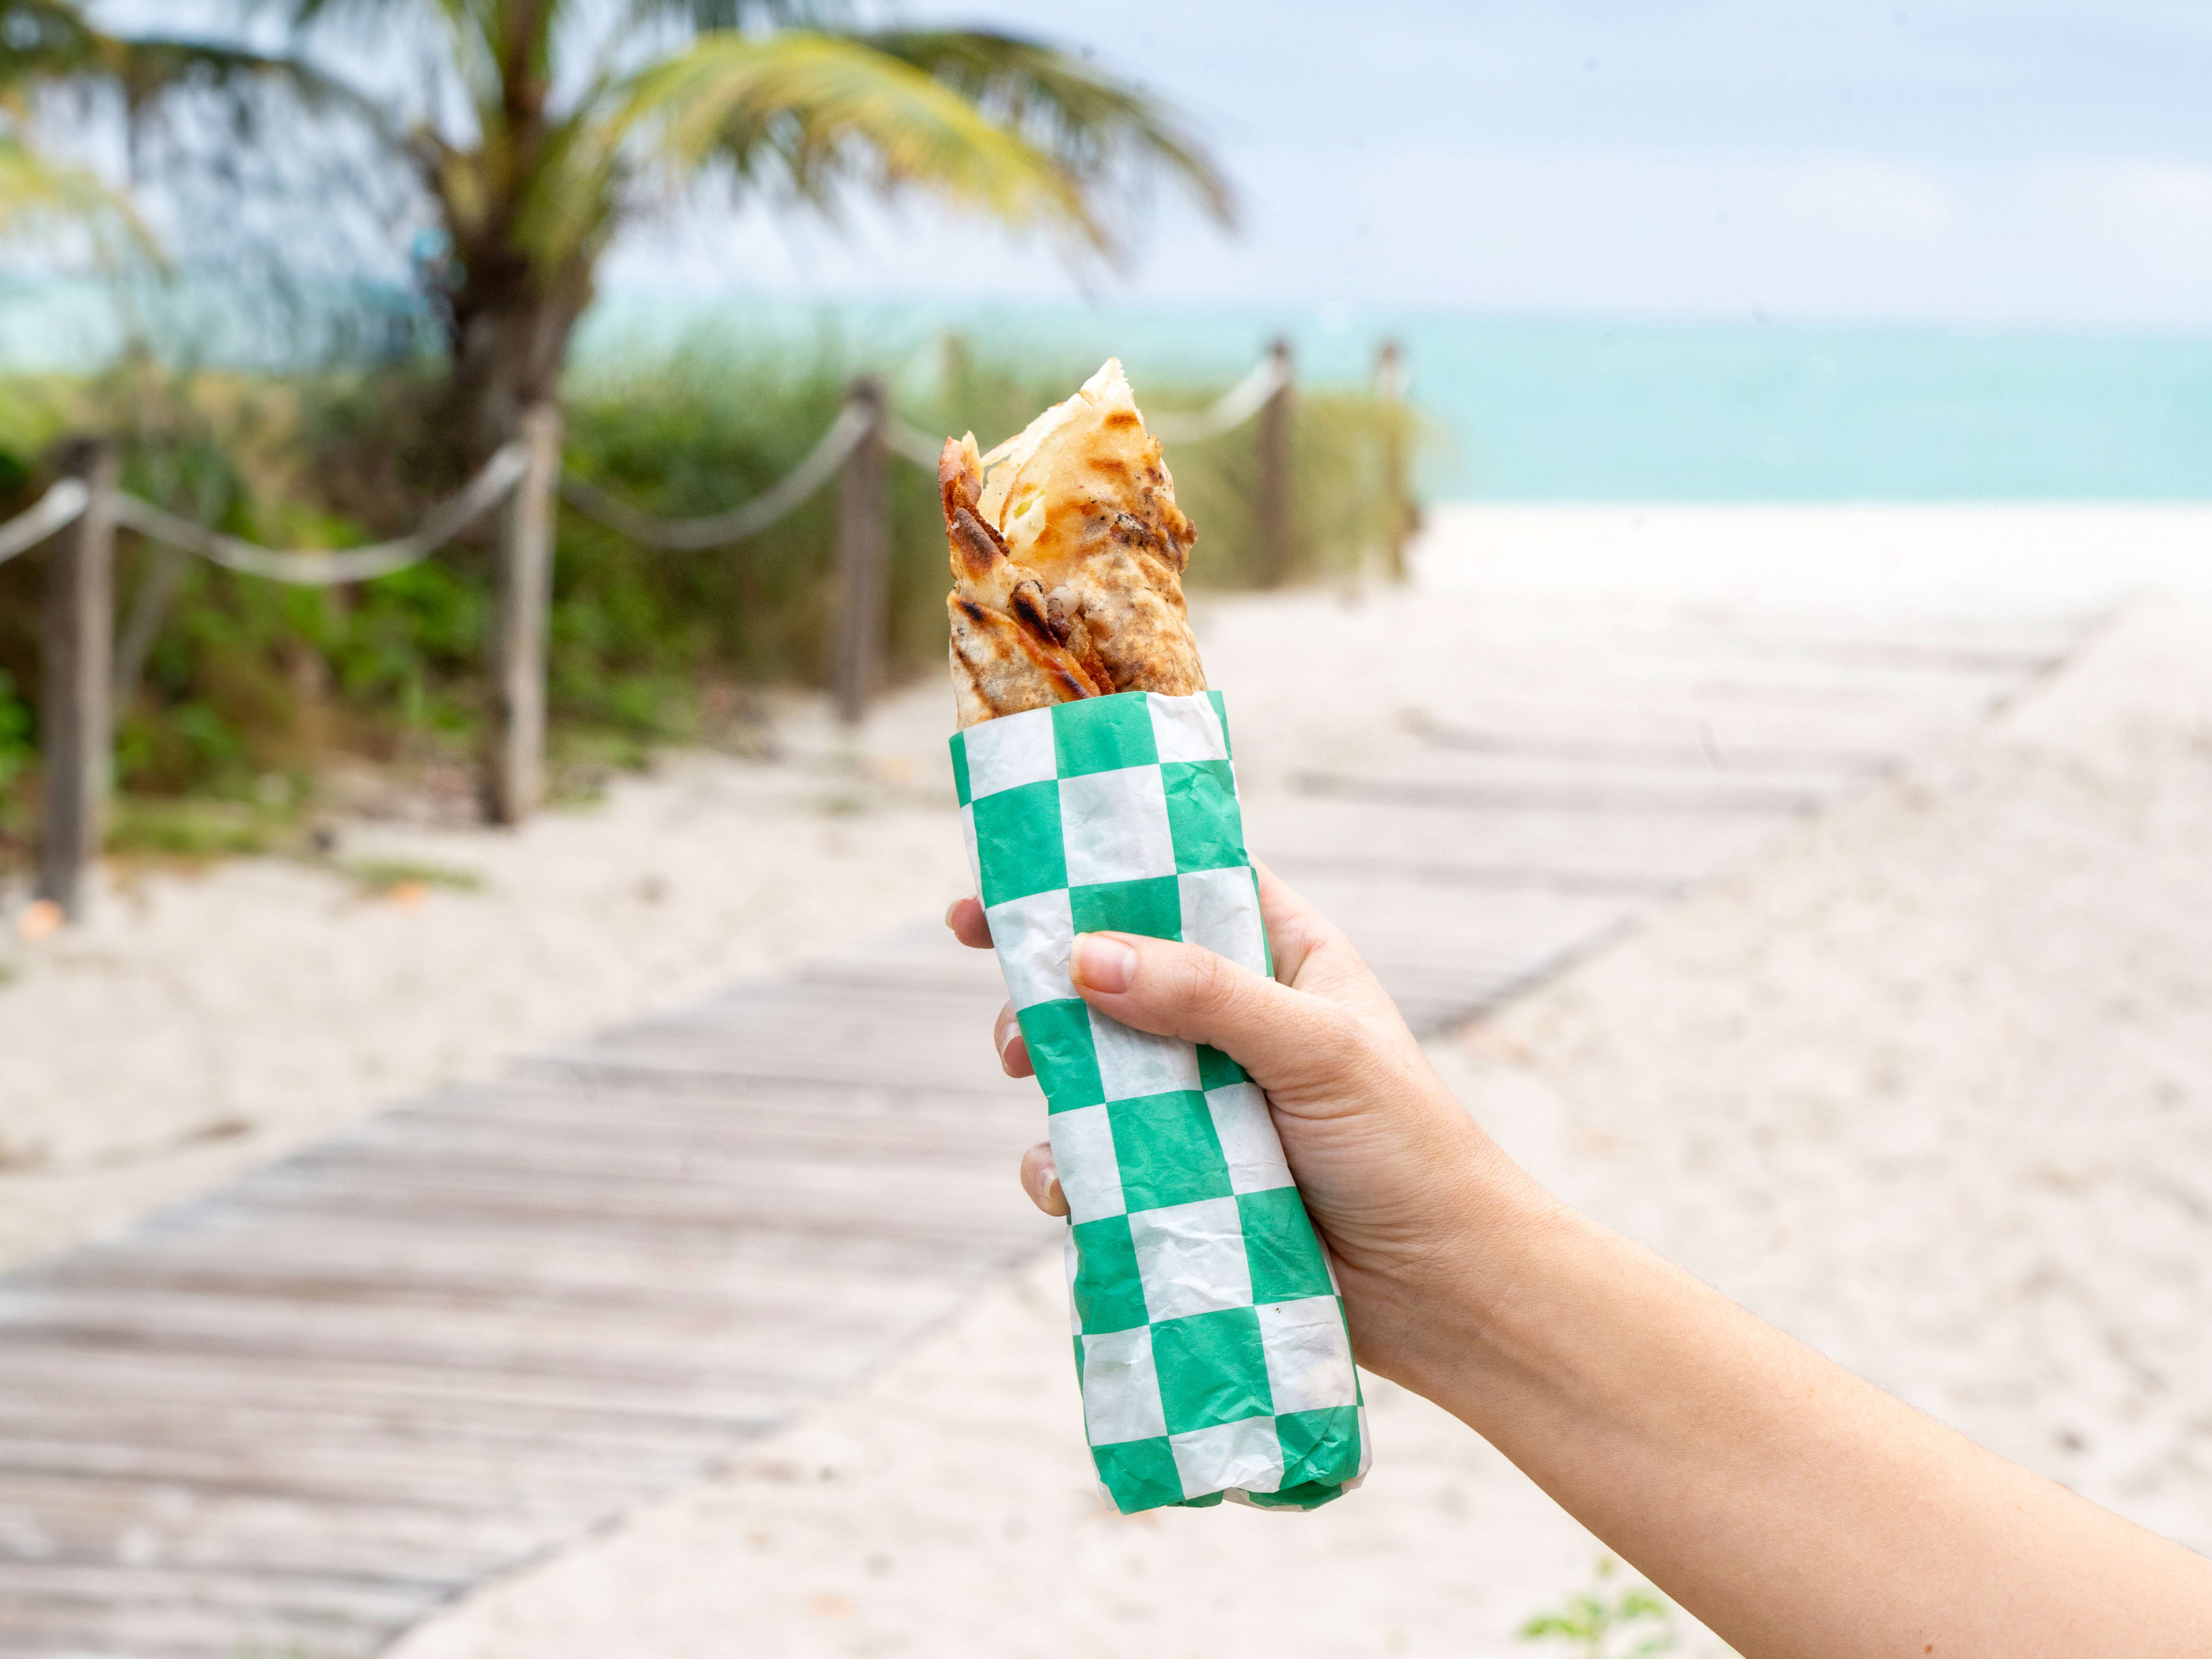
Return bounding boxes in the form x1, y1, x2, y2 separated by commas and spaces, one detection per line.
0, 603, 2090, 1657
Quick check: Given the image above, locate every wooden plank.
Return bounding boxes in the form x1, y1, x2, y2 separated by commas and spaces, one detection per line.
211, 1168, 1044, 1255
0, 596, 2095, 1658
1402, 715, 1901, 777
27, 1229, 963, 1321
0, 1332, 806, 1429
0, 1560, 427, 1624
44, 1201, 990, 1303
0, 1429, 679, 1517
1358, 691, 1976, 761
0, 1599, 383, 1659
1244, 795, 1786, 886
271, 1131, 1031, 1210
1637, 627, 2071, 675
0, 1285, 920, 1396
467, 1070, 1019, 1131
122, 1199, 1027, 1287
0, 1562, 426, 1659
0, 1467, 542, 1580
518, 1047, 1013, 1101
1267, 855, 1685, 899
1294, 768, 1827, 815
365, 1092, 1032, 1161
0, 1392, 737, 1475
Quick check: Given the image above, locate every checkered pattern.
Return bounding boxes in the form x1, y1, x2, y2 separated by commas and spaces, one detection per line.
952, 691, 1369, 1514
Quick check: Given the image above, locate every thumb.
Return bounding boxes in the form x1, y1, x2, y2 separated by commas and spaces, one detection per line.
1070, 930, 1363, 1095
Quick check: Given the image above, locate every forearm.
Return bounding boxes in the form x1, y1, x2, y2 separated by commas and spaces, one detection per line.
1375, 1172, 2212, 1658
976, 895, 2212, 1644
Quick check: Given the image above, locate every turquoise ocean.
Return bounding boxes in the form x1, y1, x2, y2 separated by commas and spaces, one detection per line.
8, 278, 2210, 502
579, 296, 2212, 504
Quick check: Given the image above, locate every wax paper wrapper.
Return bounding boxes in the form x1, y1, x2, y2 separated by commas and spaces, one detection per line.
952, 689, 1369, 1513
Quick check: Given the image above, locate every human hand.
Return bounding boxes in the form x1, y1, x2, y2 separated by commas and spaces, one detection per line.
950, 876, 2212, 1653
945, 862, 1544, 1383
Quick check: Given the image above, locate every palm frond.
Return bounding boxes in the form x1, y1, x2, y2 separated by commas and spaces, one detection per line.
0, 132, 157, 257
1, 1, 396, 142
0, 0, 109, 85
864, 29, 1236, 231
109, 38, 395, 137
528, 29, 1100, 270
276, 0, 469, 28
622, 1, 841, 26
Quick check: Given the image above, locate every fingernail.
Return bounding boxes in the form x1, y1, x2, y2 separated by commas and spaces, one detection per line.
994, 1012, 1018, 1059
1071, 933, 1136, 994
944, 900, 960, 929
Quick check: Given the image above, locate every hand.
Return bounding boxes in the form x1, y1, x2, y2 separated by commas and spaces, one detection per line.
950, 873, 2212, 1652
946, 862, 1546, 1383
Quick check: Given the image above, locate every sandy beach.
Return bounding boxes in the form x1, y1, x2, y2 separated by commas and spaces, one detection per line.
377, 578, 2212, 1657
5, 503, 2210, 1652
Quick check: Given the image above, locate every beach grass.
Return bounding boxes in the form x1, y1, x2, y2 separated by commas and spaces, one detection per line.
0, 340, 1417, 828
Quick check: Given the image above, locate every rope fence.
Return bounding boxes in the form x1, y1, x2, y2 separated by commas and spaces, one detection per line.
111, 445, 533, 585
0, 479, 91, 568
559, 401, 873, 551
1147, 350, 1290, 444
882, 415, 953, 472
1, 336, 1411, 921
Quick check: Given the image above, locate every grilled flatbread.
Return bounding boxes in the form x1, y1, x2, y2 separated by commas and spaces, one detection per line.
945, 359, 1204, 728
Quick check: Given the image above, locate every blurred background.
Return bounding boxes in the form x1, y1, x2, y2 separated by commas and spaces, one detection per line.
2, 0, 2209, 835
1, 4, 2209, 1657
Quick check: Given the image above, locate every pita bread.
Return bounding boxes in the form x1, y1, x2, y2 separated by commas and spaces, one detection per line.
945, 359, 1205, 728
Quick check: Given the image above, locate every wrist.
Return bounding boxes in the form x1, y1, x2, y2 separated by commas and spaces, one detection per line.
1344, 1133, 1573, 1405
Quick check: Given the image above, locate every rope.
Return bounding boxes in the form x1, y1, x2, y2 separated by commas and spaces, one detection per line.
548, 346, 1300, 554
0, 347, 1297, 588
878, 356, 1289, 465
877, 354, 1290, 472
560, 402, 872, 550
1146, 355, 1289, 444
0, 479, 90, 567
882, 415, 950, 471
109, 444, 530, 586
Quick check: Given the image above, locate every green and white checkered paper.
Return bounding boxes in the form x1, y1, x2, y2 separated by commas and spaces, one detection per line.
952, 689, 1369, 1513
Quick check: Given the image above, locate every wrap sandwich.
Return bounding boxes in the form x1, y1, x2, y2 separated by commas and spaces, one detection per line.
941, 361, 1370, 1513
943, 359, 1206, 728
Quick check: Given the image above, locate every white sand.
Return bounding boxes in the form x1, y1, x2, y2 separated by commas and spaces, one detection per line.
7, 500, 2127, 1271
370, 588, 2212, 1659
6, 505, 2211, 1652
1486, 598, 2212, 1555
0, 690, 979, 1269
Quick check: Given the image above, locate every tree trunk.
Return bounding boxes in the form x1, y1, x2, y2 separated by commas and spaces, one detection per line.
444, 249, 592, 456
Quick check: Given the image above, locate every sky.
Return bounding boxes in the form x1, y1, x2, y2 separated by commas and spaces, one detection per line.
79, 0, 2212, 331
598, 0, 2212, 329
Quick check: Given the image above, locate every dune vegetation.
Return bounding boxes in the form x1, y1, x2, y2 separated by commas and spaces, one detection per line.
0, 343, 1416, 857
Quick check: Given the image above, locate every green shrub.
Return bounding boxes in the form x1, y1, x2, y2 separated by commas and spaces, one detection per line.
1521, 1557, 1684, 1658
0, 335, 1420, 832
107, 795, 293, 861
0, 669, 32, 795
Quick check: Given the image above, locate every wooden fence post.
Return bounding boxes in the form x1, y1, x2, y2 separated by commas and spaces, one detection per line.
36, 440, 118, 921
831, 378, 889, 726
1374, 338, 1418, 583
1256, 336, 1295, 586
486, 403, 562, 826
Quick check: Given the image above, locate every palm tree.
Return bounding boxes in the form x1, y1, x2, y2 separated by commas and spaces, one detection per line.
0, 0, 378, 268
0, 1, 150, 254
227, 0, 1238, 450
